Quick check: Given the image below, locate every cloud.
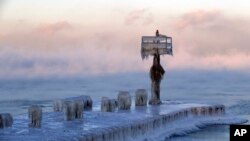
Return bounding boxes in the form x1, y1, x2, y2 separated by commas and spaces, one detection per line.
171, 10, 250, 57
37, 21, 72, 35
124, 8, 154, 25
174, 10, 221, 30
1, 10, 250, 78
164, 50, 250, 71
0, 45, 146, 78
0, 21, 148, 78
0, 20, 87, 53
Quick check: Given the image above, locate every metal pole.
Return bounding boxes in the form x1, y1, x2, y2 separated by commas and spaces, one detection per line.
149, 30, 165, 105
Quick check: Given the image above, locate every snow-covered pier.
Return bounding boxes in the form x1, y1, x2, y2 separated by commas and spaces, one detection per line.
0, 97, 248, 141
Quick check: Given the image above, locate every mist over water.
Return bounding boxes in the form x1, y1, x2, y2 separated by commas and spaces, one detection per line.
0, 70, 250, 140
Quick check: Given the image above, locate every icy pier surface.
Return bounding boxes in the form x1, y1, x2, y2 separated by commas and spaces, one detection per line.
0, 102, 247, 141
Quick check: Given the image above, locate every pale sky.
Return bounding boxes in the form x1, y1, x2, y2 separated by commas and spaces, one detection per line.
0, 0, 250, 78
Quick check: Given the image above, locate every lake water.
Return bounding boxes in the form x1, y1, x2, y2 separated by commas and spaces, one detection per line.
0, 70, 250, 140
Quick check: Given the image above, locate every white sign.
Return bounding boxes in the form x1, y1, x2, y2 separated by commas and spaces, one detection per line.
141, 35, 173, 59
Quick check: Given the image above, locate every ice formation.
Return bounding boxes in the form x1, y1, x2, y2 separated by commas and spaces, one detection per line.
28, 105, 42, 128
118, 91, 132, 110
53, 95, 93, 112
63, 100, 84, 121
0, 99, 248, 141
101, 97, 117, 112
0, 113, 13, 128
135, 89, 148, 106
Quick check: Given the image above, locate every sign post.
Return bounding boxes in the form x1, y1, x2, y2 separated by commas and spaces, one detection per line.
141, 30, 173, 105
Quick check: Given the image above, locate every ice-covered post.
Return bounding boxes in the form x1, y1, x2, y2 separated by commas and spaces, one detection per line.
101, 97, 117, 112
149, 52, 165, 105
28, 105, 42, 128
62, 99, 84, 121
53, 95, 93, 112
63, 101, 76, 121
135, 89, 148, 106
0, 113, 13, 128
141, 30, 173, 105
117, 91, 131, 110
74, 99, 84, 119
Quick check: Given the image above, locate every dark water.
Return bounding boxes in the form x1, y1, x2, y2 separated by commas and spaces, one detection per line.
0, 70, 250, 140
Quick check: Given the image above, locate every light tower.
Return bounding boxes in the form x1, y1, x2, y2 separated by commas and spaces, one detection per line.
141, 30, 173, 105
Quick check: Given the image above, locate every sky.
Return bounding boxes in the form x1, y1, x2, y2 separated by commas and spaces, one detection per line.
0, 0, 250, 78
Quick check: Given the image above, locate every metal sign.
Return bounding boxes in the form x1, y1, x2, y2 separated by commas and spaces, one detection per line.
141, 35, 173, 59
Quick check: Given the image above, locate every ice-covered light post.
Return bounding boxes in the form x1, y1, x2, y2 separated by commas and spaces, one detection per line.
141, 30, 173, 105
